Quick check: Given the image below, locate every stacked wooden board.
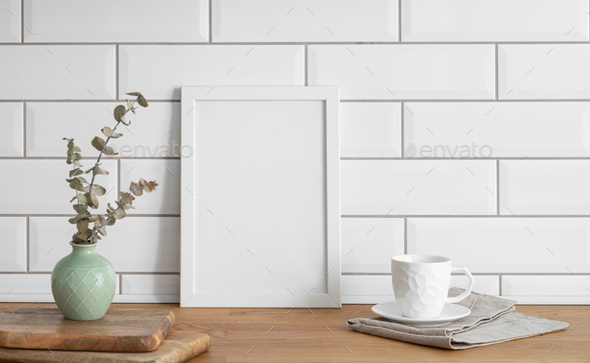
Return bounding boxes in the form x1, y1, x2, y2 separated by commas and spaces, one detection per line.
0, 307, 210, 363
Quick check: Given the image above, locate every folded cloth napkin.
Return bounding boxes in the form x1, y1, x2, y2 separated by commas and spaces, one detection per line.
347, 287, 569, 350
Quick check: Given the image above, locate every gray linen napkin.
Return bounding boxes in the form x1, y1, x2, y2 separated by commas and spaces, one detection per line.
347, 287, 569, 349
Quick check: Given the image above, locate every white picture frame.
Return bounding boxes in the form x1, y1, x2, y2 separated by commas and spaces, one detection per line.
180, 87, 340, 308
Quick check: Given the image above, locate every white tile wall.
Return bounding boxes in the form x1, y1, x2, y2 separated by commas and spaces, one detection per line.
212, 0, 398, 42
23, 0, 209, 43
29, 217, 180, 273
0, 45, 115, 100
405, 102, 590, 157
500, 160, 590, 215
407, 218, 590, 273
119, 45, 305, 100
502, 276, 590, 297
1, 0, 589, 304
0, 160, 117, 214
401, 0, 589, 42
121, 275, 180, 295
499, 45, 590, 99
120, 159, 180, 215
0, 102, 23, 156
308, 45, 495, 100
0, 217, 26, 272
341, 160, 496, 215
341, 103, 402, 158
342, 218, 404, 273
0, 0, 20, 42
26, 102, 180, 158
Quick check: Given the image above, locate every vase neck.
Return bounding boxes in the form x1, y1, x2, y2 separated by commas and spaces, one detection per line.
70, 243, 97, 255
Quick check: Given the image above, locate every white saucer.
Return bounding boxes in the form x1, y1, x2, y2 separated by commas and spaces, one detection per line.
371, 301, 471, 327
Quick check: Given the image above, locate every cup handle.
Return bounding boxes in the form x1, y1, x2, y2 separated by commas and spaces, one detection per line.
446, 266, 474, 304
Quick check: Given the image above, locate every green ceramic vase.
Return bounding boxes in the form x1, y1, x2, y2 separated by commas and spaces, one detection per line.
51, 242, 116, 321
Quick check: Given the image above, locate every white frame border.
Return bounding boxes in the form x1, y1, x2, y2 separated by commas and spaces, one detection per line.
180, 86, 341, 308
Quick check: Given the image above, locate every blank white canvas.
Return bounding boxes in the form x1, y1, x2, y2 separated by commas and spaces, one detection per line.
181, 87, 340, 308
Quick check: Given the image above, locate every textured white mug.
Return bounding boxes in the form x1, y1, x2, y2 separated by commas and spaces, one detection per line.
391, 254, 474, 319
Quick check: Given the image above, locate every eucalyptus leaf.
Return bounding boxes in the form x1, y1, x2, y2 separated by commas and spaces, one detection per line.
138, 95, 148, 107
102, 126, 123, 138
73, 204, 87, 214
129, 181, 143, 196
73, 160, 82, 167
114, 105, 127, 122
119, 192, 135, 210
126, 92, 141, 96
105, 217, 116, 226
69, 169, 83, 177
76, 193, 87, 203
72, 146, 81, 152
102, 146, 118, 156
139, 178, 158, 193
68, 217, 77, 224
85, 165, 109, 176
126, 99, 136, 114
77, 219, 89, 233
91, 136, 106, 152
85, 192, 99, 208
91, 185, 106, 196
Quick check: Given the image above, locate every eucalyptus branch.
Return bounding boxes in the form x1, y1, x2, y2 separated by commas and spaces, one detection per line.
63, 92, 155, 244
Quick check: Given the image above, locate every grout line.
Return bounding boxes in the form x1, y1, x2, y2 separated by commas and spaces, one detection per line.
209, 0, 215, 43
119, 274, 123, 294
22, 102, 26, 156
20, 0, 23, 43
400, 101, 405, 157
494, 44, 499, 100
115, 45, 119, 100
397, 0, 402, 42
304, 44, 308, 86
403, 217, 407, 254
4, 99, 590, 103
0, 271, 181, 275
341, 157, 590, 160
496, 159, 500, 215
25, 216, 29, 272
340, 272, 590, 276
117, 159, 121, 197
342, 215, 590, 218
0, 156, 180, 160
499, 275, 503, 295
0, 214, 180, 217
4, 41, 590, 46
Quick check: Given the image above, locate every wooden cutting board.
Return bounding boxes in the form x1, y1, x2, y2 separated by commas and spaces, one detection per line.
0, 307, 174, 352
0, 330, 211, 363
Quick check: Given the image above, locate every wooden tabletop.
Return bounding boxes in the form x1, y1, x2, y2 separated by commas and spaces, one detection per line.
5, 303, 589, 363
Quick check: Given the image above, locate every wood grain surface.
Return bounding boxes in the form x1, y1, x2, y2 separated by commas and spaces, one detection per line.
0, 307, 174, 352
2, 303, 588, 363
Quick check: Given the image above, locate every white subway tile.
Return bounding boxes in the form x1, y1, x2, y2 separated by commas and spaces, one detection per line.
120, 159, 179, 215
341, 103, 401, 157
0, 0, 20, 42
0, 160, 117, 214
342, 275, 393, 304
405, 102, 590, 157
24, 0, 208, 43
341, 160, 496, 215
0, 217, 26, 272
26, 102, 180, 158
402, 0, 589, 42
119, 45, 304, 100
0, 45, 115, 100
121, 274, 180, 295
0, 274, 51, 294
308, 45, 495, 100
500, 160, 590, 215
502, 276, 590, 296
0, 102, 23, 156
408, 218, 590, 273
342, 218, 404, 273
342, 275, 499, 304
212, 0, 397, 42
499, 45, 590, 99
29, 217, 180, 273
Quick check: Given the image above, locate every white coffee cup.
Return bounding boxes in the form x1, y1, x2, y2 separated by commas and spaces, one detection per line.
391, 254, 474, 319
